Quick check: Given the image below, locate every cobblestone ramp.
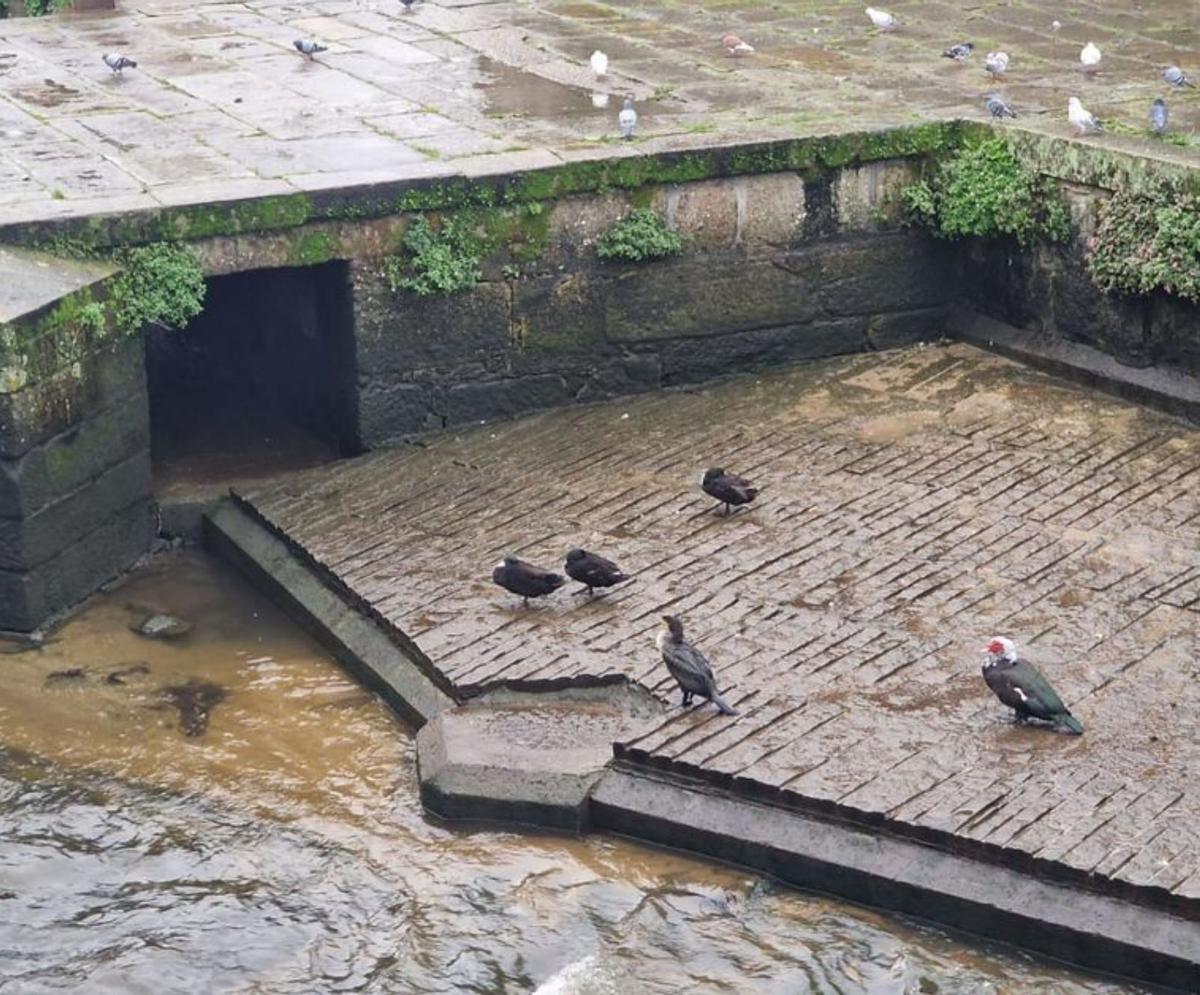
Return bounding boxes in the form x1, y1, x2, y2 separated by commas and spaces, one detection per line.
238, 344, 1200, 906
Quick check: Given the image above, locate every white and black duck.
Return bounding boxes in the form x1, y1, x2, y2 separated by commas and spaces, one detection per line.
656, 615, 737, 715
492, 556, 565, 606
564, 548, 628, 596
982, 637, 1083, 735
701, 468, 758, 516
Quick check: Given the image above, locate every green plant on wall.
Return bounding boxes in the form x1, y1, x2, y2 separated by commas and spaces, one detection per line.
902, 138, 1070, 245
382, 215, 484, 297
22, 0, 71, 15
595, 208, 682, 263
1087, 192, 1200, 303
108, 243, 207, 336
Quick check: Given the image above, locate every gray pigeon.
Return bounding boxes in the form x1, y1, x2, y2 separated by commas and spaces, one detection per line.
656, 615, 737, 715
400, 0, 416, 12
942, 42, 974, 61
1150, 98, 1169, 135
293, 39, 328, 60
618, 96, 637, 141
985, 95, 1016, 120
1162, 65, 1194, 88
102, 53, 136, 74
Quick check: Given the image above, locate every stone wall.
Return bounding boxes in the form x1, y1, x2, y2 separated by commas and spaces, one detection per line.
347, 162, 952, 444
0, 337, 153, 631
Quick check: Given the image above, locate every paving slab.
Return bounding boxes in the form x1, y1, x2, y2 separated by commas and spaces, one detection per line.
0, 0, 1197, 221
237, 344, 1200, 914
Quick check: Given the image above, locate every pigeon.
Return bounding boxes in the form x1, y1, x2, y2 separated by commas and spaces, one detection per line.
1162, 65, 1194, 88
1150, 97, 1168, 135
865, 7, 898, 30
942, 42, 974, 62
590, 50, 608, 77
1068, 96, 1103, 135
1080, 42, 1101, 73
722, 33, 755, 56
293, 39, 328, 60
985, 51, 1009, 78
985, 95, 1017, 120
492, 556, 565, 606
1051, 19, 1062, 31
618, 96, 637, 141
982, 637, 1083, 735
657, 616, 737, 716
400, 0, 416, 13
701, 467, 758, 516
102, 53, 137, 74
564, 548, 628, 596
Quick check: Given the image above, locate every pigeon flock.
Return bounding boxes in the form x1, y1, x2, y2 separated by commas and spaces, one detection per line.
490, 469, 1080, 734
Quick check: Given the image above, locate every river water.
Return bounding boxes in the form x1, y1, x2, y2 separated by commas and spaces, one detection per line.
0, 551, 1152, 994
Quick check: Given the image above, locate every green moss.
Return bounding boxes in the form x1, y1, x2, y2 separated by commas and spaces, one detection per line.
168, 194, 313, 240
287, 230, 341, 267
382, 215, 484, 297
1087, 192, 1200, 303
108, 243, 206, 336
902, 137, 1070, 245
596, 208, 681, 263
0, 288, 114, 392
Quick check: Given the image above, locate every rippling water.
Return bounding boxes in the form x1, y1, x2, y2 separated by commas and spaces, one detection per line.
0, 551, 1151, 994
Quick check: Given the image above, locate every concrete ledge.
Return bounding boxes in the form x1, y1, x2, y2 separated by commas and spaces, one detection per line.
590, 766, 1200, 993
203, 498, 456, 729
949, 308, 1200, 423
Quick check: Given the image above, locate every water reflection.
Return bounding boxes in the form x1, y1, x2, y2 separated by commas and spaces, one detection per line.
0, 552, 1149, 994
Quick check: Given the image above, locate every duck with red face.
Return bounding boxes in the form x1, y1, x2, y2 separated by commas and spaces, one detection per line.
982, 637, 1083, 735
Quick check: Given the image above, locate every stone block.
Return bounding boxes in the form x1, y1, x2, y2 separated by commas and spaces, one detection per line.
666, 178, 737, 251
736, 173, 806, 247
866, 308, 948, 350
835, 159, 921, 232
351, 268, 511, 376
656, 319, 867, 384
513, 273, 605, 352
574, 353, 663, 402
0, 498, 151, 633
1052, 257, 1150, 366
356, 379, 438, 445
605, 256, 820, 341
0, 452, 152, 572
0, 394, 150, 518
444, 374, 571, 426
545, 191, 662, 269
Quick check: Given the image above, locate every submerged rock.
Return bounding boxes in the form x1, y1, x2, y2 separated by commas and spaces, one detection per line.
45, 667, 87, 684
105, 663, 151, 685
130, 613, 192, 640
161, 679, 226, 737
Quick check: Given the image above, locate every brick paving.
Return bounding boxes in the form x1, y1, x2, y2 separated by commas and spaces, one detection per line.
0, 0, 1197, 227
240, 344, 1200, 903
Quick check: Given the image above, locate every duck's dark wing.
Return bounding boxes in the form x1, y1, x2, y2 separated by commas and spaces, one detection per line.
1007, 659, 1071, 719
566, 552, 625, 586
662, 641, 717, 696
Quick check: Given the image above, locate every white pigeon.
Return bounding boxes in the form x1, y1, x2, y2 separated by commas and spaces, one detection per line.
590, 50, 608, 77
1080, 42, 1101, 72
985, 51, 1009, 77
618, 96, 637, 141
865, 7, 897, 30
1068, 96, 1103, 134
591, 92, 610, 109
722, 33, 755, 56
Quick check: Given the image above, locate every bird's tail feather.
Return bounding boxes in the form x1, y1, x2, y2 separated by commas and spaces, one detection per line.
1057, 712, 1084, 735
711, 691, 738, 716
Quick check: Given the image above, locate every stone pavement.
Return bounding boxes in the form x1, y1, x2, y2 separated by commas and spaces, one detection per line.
0, 0, 1197, 227
239, 343, 1200, 906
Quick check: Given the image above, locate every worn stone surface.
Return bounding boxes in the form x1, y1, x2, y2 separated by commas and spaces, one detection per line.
0, 246, 114, 325
241, 343, 1200, 908
0, 0, 1196, 232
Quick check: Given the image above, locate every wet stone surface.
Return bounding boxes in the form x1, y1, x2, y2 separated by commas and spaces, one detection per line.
242, 344, 1200, 903
0, 0, 1197, 224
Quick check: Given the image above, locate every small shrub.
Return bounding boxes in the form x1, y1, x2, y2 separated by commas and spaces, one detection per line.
383, 215, 483, 297
596, 208, 682, 263
109, 243, 207, 336
1087, 192, 1200, 303
902, 138, 1070, 245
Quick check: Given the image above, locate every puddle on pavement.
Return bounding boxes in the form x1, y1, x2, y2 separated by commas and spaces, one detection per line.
0, 550, 1151, 993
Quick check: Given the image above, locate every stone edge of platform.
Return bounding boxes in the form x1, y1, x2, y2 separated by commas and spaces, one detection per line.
590, 765, 1200, 993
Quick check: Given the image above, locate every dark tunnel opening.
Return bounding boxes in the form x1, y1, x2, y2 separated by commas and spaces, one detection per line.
145, 261, 359, 496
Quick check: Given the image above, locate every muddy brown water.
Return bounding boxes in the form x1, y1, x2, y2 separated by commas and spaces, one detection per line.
0, 552, 1152, 993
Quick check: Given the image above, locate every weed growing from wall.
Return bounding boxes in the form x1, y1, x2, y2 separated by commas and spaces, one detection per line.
1087, 192, 1200, 303
382, 215, 484, 297
902, 138, 1070, 245
109, 243, 207, 336
595, 208, 682, 262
